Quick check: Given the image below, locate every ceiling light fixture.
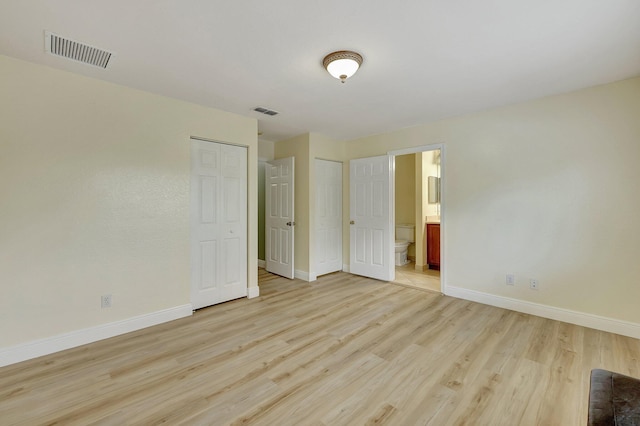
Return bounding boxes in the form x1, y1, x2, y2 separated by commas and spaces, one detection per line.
323, 50, 363, 83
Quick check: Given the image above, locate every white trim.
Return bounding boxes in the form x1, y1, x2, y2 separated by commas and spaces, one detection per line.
313, 157, 343, 164
445, 286, 640, 339
0, 305, 193, 367
248, 286, 260, 298
342, 264, 350, 273
190, 135, 248, 149
387, 143, 443, 157
438, 145, 447, 294
257, 259, 266, 269
388, 143, 447, 294
294, 270, 317, 282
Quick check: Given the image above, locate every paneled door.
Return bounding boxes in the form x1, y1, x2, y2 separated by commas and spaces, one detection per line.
265, 157, 295, 279
315, 159, 342, 276
349, 155, 394, 281
190, 139, 247, 309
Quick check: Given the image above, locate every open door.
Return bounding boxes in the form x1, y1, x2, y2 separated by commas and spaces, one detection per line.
349, 155, 395, 281
265, 157, 295, 279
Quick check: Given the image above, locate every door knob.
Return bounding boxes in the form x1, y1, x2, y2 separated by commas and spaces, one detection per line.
286, 221, 295, 226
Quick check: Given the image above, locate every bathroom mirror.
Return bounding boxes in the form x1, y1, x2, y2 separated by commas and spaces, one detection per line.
428, 176, 440, 204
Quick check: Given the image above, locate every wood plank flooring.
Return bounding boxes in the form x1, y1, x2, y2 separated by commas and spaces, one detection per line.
394, 262, 441, 293
2, 270, 640, 425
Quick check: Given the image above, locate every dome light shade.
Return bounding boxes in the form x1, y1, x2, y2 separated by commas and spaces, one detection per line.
323, 51, 363, 83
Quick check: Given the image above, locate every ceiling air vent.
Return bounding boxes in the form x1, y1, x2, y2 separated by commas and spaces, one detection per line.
253, 107, 279, 116
45, 31, 113, 69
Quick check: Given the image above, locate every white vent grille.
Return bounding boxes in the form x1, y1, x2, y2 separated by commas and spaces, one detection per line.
253, 107, 279, 116
45, 31, 112, 69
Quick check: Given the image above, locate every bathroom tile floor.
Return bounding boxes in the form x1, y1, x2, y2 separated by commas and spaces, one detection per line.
394, 261, 441, 293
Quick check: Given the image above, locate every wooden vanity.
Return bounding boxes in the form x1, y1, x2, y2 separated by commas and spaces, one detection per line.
426, 223, 440, 270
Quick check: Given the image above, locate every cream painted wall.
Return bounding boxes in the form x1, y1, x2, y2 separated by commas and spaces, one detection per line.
0, 55, 258, 349
395, 154, 416, 258
258, 161, 267, 261
345, 76, 640, 326
395, 155, 416, 224
257, 141, 274, 262
258, 140, 275, 160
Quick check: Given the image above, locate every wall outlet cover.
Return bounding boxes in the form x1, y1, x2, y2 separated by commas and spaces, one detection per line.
101, 294, 112, 308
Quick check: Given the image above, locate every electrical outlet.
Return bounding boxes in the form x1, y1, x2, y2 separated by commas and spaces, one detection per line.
506, 274, 515, 285
101, 294, 112, 308
529, 279, 539, 290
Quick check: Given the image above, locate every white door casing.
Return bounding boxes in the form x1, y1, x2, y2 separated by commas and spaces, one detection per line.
190, 139, 247, 310
315, 159, 342, 276
265, 157, 295, 279
349, 155, 395, 281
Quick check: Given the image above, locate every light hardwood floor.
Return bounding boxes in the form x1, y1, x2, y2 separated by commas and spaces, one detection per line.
2, 270, 640, 425
394, 261, 441, 293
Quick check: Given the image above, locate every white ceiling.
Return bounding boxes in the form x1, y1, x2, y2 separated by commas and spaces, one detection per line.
1, 1, 639, 143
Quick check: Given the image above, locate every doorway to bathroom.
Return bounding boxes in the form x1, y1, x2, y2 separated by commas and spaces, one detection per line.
389, 145, 443, 293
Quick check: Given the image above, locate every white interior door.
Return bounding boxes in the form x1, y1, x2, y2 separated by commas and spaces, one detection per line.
315, 159, 342, 276
349, 155, 394, 281
265, 157, 295, 279
191, 139, 247, 309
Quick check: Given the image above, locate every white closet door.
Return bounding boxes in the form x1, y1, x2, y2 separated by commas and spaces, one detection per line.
191, 139, 247, 309
315, 159, 342, 276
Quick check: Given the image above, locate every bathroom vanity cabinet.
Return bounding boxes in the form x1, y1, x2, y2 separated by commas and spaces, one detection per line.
426, 223, 440, 270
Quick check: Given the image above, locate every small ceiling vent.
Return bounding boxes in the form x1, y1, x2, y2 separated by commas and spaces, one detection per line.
253, 107, 279, 116
45, 31, 113, 69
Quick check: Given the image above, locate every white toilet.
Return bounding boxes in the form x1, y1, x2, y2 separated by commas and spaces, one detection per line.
395, 224, 415, 266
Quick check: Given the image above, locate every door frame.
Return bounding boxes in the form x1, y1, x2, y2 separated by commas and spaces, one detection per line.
388, 143, 445, 294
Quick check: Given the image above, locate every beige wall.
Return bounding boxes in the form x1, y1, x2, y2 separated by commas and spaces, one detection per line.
0, 55, 258, 349
395, 154, 416, 224
395, 154, 416, 258
257, 141, 274, 261
258, 140, 275, 160
345, 76, 640, 325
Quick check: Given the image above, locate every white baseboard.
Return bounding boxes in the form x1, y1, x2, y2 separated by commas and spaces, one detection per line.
294, 270, 317, 282
257, 259, 266, 269
248, 286, 260, 298
0, 304, 193, 367
445, 286, 640, 339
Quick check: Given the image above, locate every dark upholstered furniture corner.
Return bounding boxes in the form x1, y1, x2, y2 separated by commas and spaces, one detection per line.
589, 369, 640, 425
